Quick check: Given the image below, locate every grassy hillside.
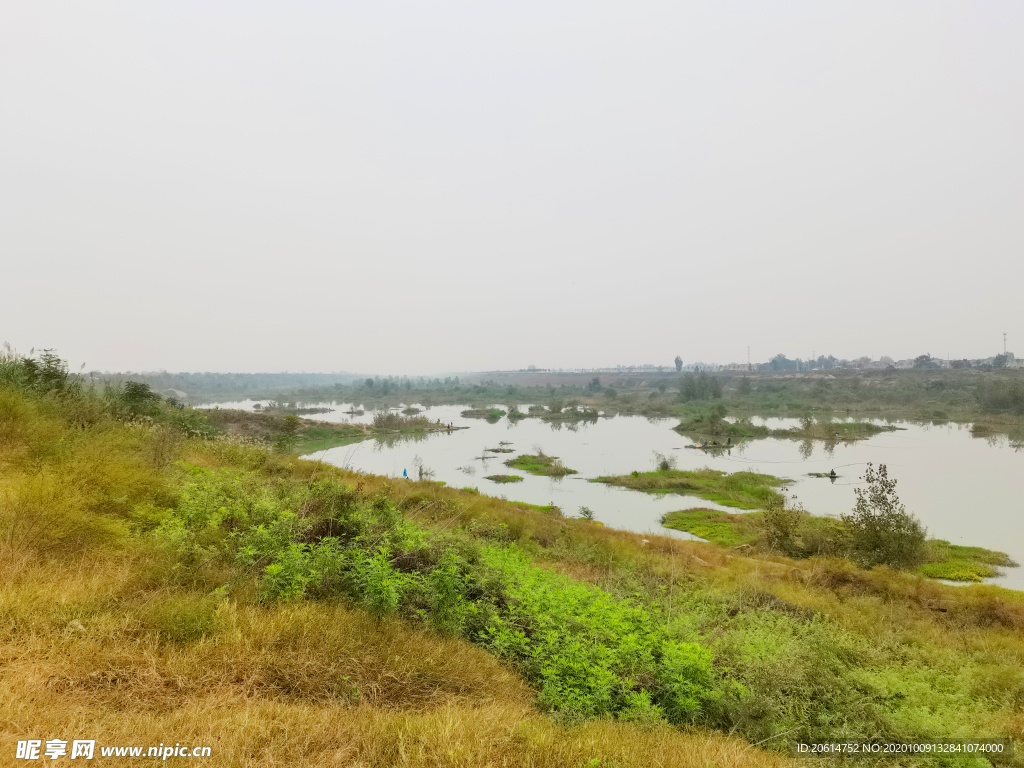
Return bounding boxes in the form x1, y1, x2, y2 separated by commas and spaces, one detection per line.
2, 351, 1023, 766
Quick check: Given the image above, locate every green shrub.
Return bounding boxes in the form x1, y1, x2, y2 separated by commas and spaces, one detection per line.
841, 464, 926, 569
478, 546, 719, 722
428, 552, 469, 636
354, 547, 408, 619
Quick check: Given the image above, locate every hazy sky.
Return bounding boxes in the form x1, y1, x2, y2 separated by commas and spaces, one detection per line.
2, 2, 1022, 374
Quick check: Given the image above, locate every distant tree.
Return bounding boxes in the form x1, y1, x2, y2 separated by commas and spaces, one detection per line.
118, 381, 163, 415
993, 354, 1009, 369
674, 355, 683, 372
978, 377, 1024, 413
913, 354, 939, 370
950, 359, 971, 369
678, 372, 722, 401
272, 414, 301, 453
365, 378, 375, 388
587, 377, 601, 391
766, 354, 798, 372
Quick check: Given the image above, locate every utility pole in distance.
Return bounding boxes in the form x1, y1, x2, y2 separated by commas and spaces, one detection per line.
1004, 332, 1008, 355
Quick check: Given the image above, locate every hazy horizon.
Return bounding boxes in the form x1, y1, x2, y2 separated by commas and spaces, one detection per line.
3, 2, 1023, 375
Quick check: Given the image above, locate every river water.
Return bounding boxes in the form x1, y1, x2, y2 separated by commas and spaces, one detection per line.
207, 401, 1024, 591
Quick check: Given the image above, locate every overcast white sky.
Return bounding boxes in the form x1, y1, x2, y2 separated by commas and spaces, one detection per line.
2, 2, 1022, 374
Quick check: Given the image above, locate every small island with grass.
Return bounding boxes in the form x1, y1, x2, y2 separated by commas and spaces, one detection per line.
461, 407, 506, 422
674, 406, 899, 445
661, 508, 763, 547
659, 463, 1019, 583
485, 474, 524, 484
505, 452, 576, 476
918, 541, 1018, 581
201, 408, 460, 455
592, 467, 788, 509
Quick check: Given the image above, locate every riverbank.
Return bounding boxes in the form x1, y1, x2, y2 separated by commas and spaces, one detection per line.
2, 353, 1023, 764
661, 507, 1019, 583
155, 368, 1024, 433
201, 406, 462, 455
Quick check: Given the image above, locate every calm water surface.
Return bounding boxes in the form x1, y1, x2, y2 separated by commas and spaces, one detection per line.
207, 401, 1024, 590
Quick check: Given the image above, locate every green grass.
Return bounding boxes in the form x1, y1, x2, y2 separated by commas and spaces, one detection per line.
509, 501, 561, 514
919, 560, 998, 581
593, 469, 787, 510
661, 508, 762, 547
918, 540, 1018, 582
505, 454, 577, 477
928, 540, 1018, 567
485, 474, 524, 484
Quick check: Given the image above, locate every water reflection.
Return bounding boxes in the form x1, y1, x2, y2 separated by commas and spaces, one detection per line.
370, 431, 434, 450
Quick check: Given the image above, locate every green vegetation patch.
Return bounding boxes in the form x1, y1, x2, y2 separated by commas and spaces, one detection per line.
593, 469, 787, 509
294, 424, 367, 454
661, 508, 761, 547
485, 474, 524, 484
674, 408, 767, 441
371, 411, 436, 431
918, 540, 1017, 582
541, 406, 599, 423
461, 408, 506, 422
918, 560, 997, 582
776, 417, 898, 441
480, 546, 718, 720
152, 466, 720, 722
505, 453, 577, 477
510, 501, 560, 514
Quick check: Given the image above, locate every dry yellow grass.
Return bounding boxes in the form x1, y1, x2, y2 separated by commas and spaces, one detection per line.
0, 551, 793, 768
2, 697, 794, 767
